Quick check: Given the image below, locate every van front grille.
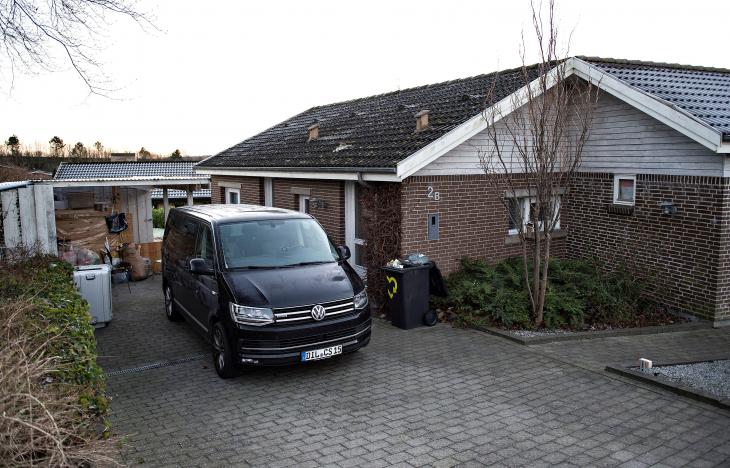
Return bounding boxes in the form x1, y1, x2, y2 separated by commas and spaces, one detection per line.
273, 297, 355, 324
238, 320, 371, 351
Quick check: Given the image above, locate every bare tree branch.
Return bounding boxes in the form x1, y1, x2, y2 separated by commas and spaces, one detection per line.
0, 0, 153, 96
478, 0, 599, 327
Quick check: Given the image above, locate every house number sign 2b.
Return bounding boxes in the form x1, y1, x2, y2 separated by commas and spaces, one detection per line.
426, 186, 440, 201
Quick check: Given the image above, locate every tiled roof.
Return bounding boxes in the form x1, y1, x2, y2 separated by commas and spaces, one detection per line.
201, 57, 730, 171
581, 57, 730, 136
199, 64, 543, 170
150, 188, 211, 199
54, 161, 208, 181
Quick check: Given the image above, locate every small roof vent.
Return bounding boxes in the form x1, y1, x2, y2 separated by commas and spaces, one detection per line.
415, 110, 429, 132
307, 123, 319, 142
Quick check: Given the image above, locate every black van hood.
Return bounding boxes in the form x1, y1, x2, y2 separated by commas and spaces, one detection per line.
222, 262, 363, 309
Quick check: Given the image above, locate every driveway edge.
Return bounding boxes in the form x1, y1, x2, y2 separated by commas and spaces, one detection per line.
473, 321, 712, 345
605, 363, 730, 411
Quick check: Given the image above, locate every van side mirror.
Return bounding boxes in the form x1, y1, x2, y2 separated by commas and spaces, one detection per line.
190, 258, 215, 275
336, 245, 351, 261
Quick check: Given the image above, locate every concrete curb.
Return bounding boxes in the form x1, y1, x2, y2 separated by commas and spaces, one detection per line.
605, 362, 730, 411
472, 321, 712, 345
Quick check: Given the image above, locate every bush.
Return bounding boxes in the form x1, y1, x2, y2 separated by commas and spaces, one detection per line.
152, 207, 165, 228
0, 254, 117, 465
436, 256, 646, 330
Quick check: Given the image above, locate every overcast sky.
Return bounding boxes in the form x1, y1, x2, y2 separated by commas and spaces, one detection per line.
0, 0, 727, 156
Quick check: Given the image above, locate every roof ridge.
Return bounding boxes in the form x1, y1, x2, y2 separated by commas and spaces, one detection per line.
578, 56, 730, 74
59, 160, 197, 165
308, 61, 551, 111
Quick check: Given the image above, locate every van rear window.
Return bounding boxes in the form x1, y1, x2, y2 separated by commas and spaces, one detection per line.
219, 219, 338, 269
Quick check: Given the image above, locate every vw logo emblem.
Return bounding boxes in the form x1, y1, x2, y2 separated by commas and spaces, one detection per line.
311, 304, 326, 321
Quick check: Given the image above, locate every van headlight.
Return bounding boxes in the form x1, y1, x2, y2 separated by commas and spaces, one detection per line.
229, 303, 274, 325
354, 289, 369, 310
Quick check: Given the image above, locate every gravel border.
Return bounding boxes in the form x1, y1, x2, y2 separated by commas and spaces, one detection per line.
605, 361, 730, 410
646, 360, 730, 400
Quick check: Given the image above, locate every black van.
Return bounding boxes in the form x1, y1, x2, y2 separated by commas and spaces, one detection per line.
162, 204, 371, 378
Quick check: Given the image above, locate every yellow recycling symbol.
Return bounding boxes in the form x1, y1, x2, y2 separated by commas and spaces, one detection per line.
386, 275, 398, 299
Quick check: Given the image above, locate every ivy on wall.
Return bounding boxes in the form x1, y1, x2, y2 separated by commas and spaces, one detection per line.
361, 182, 402, 313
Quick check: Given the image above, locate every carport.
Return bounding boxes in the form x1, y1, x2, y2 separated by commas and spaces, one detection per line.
49, 160, 210, 245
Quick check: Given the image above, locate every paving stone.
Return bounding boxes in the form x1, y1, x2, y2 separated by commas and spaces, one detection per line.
99, 279, 730, 467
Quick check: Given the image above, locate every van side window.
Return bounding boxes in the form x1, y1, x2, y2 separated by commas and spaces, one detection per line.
195, 224, 215, 268
167, 214, 198, 267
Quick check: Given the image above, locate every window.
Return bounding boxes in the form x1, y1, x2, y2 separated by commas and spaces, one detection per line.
195, 224, 215, 269
225, 187, 240, 204
299, 195, 310, 214
166, 214, 198, 267
218, 218, 338, 269
613, 175, 636, 205
507, 196, 560, 235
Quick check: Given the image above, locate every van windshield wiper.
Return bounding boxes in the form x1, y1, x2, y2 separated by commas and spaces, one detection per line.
281, 261, 333, 267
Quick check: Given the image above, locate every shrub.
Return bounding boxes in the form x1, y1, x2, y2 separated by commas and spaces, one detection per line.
436, 256, 646, 330
0, 254, 117, 465
152, 207, 165, 228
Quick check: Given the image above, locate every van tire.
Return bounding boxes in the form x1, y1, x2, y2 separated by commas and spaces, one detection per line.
212, 322, 236, 379
164, 285, 182, 321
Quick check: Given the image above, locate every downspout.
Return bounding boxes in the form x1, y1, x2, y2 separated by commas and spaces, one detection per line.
357, 172, 372, 188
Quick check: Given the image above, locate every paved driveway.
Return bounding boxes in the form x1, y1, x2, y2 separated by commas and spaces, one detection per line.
98, 276, 730, 467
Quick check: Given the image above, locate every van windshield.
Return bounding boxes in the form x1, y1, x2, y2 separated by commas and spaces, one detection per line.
218, 218, 339, 269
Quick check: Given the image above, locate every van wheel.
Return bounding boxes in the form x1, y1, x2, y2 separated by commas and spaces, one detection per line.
212, 322, 236, 379
164, 285, 182, 321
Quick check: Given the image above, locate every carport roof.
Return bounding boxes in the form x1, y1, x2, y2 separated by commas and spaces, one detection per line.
51, 161, 209, 187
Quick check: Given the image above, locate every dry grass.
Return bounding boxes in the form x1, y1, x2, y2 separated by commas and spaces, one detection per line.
0, 298, 121, 467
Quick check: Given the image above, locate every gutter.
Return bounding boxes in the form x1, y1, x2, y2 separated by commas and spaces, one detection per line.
195, 165, 398, 174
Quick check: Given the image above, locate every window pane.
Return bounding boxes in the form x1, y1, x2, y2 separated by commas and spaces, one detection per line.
219, 219, 338, 268
618, 179, 635, 202
196, 225, 215, 265
507, 199, 520, 231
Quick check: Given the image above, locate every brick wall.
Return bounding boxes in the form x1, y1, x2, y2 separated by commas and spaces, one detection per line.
272, 178, 346, 245
210, 176, 262, 205
210, 175, 346, 245
562, 172, 730, 321
400, 175, 566, 275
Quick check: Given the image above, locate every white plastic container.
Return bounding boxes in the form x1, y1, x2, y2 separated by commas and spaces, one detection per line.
73, 264, 113, 328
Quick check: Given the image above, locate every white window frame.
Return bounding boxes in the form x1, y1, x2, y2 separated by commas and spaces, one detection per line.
298, 194, 310, 213
264, 178, 273, 206
225, 187, 240, 204
613, 174, 636, 206
507, 196, 560, 235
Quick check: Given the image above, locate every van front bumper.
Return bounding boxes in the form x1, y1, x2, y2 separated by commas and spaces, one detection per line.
234, 309, 371, 366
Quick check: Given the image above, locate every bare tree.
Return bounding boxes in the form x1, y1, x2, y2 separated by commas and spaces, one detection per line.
0, 0, 151, 94
479, 0, 598, 328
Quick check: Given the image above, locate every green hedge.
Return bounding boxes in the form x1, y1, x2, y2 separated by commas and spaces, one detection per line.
435, 257, 646, 330
152, 207, 165, 228
0, 256, 107, 413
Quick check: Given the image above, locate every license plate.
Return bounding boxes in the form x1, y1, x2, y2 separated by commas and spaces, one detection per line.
301, 345, 342, 362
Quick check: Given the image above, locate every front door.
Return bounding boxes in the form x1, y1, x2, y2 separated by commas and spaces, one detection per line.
344, 181, 366, 277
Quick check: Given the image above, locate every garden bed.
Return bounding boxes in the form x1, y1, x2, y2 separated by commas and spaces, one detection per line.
435, 257, 700, 343
606, 360, 730, 410
0, 254, 118, 465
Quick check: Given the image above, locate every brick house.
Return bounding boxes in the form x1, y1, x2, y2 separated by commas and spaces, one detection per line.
197, 57, 730, 325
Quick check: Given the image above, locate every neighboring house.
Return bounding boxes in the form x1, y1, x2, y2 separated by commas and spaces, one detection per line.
150, 188, 211, 208
196, 57, 730, 325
